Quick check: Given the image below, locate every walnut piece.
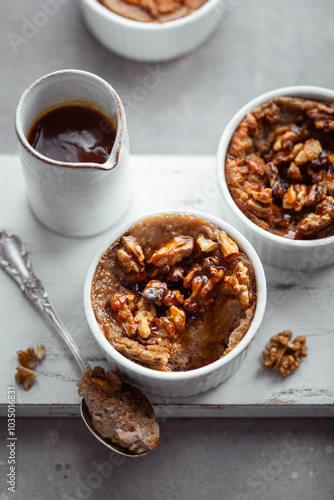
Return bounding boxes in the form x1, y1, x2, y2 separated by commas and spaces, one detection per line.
149, 236, 194, 268
224, 262, 251, 308
116, 236, 146, 283
218, 231, 239, 262
142, 280, 167, 304
262, 330, 307, 377
17, 347, 37, 369
37, 344, 46, 361
196, 235, 219, 253
15, 366, 37, 391
91, 366, 123, 395
299, 195, 334, 236
294, 138, 322, 166
110, 293, 138, 338
183, 258, 225, 312
282, 184, 307, 212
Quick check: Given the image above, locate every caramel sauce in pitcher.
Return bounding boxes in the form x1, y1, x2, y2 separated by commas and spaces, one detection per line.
28, 105, 116, 164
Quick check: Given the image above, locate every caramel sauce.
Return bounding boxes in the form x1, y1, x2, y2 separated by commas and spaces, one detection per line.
27, 105, 116, 164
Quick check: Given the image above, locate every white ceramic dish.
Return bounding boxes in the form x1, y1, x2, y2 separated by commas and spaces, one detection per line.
84, 209, 267, 398
80, 0, 226, 62
217, 85, 334, 270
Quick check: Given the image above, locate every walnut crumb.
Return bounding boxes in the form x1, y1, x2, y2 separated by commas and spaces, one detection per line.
37, 344, 46, 361
17, 347, 37, 369
262, 330, 307, 377
15, 366, 37, 391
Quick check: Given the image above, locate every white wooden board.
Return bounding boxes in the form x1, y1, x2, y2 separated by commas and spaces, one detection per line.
0, 154, 333, 417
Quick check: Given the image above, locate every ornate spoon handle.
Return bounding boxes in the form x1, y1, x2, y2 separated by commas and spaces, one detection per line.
0, 230, 89, 373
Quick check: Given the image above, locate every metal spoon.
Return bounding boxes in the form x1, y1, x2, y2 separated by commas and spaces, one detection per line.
0, 230, 146, 457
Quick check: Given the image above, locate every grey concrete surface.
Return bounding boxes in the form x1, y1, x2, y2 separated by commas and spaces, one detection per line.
1, 0, 334, 499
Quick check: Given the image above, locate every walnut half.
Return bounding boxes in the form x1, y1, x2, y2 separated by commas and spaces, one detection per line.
262, 330, 307, 377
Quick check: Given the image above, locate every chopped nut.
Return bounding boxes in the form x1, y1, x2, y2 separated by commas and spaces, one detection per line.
167, 305, 186, 331
183, 260, 225, 312
218, 231, 239, 262
299, 195, 334, 235
142, 280, 167, 304
15, 366, 37, 390
116, 236, 146, 283
264, 162, 286, 199
134, 310, 155, 340
282, 184, 307, 212
110, 293, 138, 338
252, 188, 272, 204
323, 171, 334, 196
304, 182, 327, 207
196, 235, 219, 253
149, 236, 194, 268
262, 330, 307, 377
294, 138, 322, 166
224, 262, 250, 308
246, 198, 273, 220
162, 289, 184, 307
168, 267, 184, 282
91, 366, 123, 395
17, 347, 37, 369
307, 104, 334, 132
287, 162, 303, 182
37, 344, 46, 361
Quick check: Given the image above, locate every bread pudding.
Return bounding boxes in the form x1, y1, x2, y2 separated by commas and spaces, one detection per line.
98, 0, 207, 23
78, 366, 159, 454
225, 96, 334, 240
90, 213, 257, 372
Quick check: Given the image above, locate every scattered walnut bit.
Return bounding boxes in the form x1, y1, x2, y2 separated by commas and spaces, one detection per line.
149, 236, 194, 268
15, 366, 37, 391
252, 188, 272, 204
225, 262, 250, 308
287, 162, 303, 182
162, 289, 184, 307
264, 162, 286, 199
17, 347, 37, 369
142, 280, 167, 304
167, 305, 186, 331
307, 104, 334, 132
183, 259, 225, 312
37, 344, 46, 361
323, 171, 334, 196
196, 235, 219, 253
246, 198, 273, 220
91, 366, 123, 395
133, 298, 157, 341
218, 231, 239, 262
299, 195, 334, 235
134, 310, 155, 341
168, 267, 184, 282
294, 138, 322, 166
262, 330, 307, 377
304, 182, 327, 207
116, 236, 146, 283
282, 184, 307, 212
110, 293, 138, 338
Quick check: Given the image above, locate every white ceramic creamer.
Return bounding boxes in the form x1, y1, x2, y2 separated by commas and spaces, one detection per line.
15, 69, 131, 237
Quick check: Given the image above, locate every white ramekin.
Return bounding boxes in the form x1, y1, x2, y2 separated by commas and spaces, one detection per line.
84, 209, 267, 398
80, 0, 226, 62
217, 85, 334, 271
